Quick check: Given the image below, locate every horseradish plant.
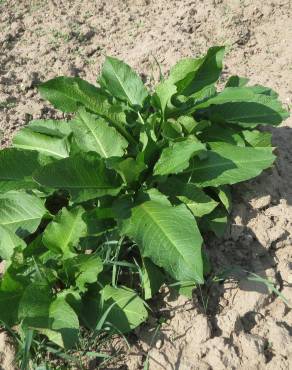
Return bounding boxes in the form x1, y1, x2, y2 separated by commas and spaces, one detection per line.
0, 47, 289, 348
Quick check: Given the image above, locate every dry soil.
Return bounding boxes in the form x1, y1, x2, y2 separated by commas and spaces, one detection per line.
0, 0, 292, 369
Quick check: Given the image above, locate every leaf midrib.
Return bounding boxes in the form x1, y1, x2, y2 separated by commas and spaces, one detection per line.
1, 215, 42, 226
14, 144, 67, 159
184, 155, 272, 174
108, 62, 135, 105
79, 114, 108, 158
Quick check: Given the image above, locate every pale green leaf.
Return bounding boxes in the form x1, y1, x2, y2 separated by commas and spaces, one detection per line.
153, 136, 206, 176
34, 152, 122, 202
100, 56, 148, 107
71, 108, 128, 158
242, 130, 272, 147
120, 190, 204, 283
100, 285, 148, 333
42, 206, 87, 258
18, 281, 53, 329
0, 225, 26, 260
39, 76, 136, 144
23, 119, 72, 137
13, 120, 71, 159
0, 192, 46, 237
106, 157, 146, 185
216, 185, 232, 212
19, 282, 79, 348
39, 76, 108, 113
153, 80, 177, 118
44, 295, 79, 348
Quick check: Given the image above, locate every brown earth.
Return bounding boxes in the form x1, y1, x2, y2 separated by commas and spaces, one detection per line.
0, 0, 292, 369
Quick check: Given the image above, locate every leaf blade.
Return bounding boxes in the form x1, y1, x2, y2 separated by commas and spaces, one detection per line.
120, 191, 203, 283
71, 108, 128, 158
100, 56, 148, 107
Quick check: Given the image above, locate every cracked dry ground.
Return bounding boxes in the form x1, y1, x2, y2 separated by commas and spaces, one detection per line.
0, 0, 292, 369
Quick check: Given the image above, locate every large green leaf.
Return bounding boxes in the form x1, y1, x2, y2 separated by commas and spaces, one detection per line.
18, 282, 79, 348
71, 108, 128, 158
100, 56, 148, 107
168, 46, 225, 95
13, 120, 71, 159
42, 294, 79, 348
0, 148, 40, 192
0, 192, 46, 237
42, 206, 87, 258
186, 142, 276, 187
120, 190, 203, 283
100, 285, 148, 333
34, 152, 122, 202
39, 76, 109, 113
39, 77, 135, 144
18, 281, 53, 328
196, 87, 289, 126
159, 178, 218, 218
153, 136, 206, 176
0, 225, 26, 260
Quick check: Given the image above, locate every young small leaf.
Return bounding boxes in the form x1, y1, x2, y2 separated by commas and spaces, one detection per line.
100, 56, 148, 108
0, 225, 26, 260
153, 80, 177, 119
242, 130, 272, 147
168, 46, 225, 96
42, 206, 87, 258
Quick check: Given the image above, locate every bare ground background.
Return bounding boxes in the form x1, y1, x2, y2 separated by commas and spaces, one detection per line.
0, 0, 292, 369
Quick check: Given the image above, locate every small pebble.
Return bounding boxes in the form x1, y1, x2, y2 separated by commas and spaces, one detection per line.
155, 339, 162, 349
